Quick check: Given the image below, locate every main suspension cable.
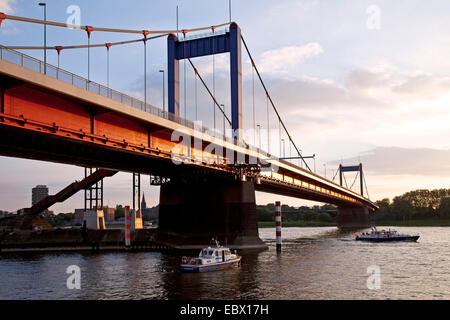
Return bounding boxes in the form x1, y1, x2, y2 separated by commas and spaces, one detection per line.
212, 27, 216, 131
187, 58, 231, 126
349, 171, 360, 190
342, 173, 349, 188
241, 34, 311, 171
252, 63, 256, 146
4, 33, 168, 51
363, 171, 371, 200
331, 167, 339, 182
0, 13, 231, 36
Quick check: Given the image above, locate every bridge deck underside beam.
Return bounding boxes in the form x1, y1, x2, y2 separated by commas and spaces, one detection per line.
0, 124, 228, 179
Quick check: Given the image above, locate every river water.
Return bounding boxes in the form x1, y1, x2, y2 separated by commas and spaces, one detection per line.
0, 227, 449, 300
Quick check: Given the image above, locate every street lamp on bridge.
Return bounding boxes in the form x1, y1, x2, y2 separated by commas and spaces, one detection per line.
38, 3, 46, 75
257, 125, 261, 150
159, 70, 165, 113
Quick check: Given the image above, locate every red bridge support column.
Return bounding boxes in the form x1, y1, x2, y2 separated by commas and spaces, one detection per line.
157, 179, 267, 250
336, 207, 371, 228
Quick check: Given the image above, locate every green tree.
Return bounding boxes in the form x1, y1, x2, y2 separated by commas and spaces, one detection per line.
256, 206, 274, 222
315, 212, 333, 222
375, 198, 391, 216
320, 204, 337, 211
376, 198, 390, 208
391, 197, 413, 220
439, 197, 450, 217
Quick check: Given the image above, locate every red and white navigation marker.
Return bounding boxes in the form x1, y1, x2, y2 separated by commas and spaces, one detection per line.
275, 201, 282, 252
125, 205, 131, 247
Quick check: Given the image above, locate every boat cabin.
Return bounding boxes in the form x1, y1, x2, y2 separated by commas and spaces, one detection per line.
199, 247, 233, 262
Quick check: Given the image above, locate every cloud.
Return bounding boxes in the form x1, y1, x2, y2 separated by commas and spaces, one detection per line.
392, 73, 450, 98
330, 147, 450, 177
239, 70, 388, 134
0, 0, 16, 13
0, 0, 19, 35
258, 43, 323, 74
345, 69, 391, 91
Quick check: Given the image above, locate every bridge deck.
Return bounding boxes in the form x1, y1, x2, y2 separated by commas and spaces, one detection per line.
0, 47, 377, 211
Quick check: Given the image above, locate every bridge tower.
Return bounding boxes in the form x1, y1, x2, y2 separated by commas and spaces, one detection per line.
167, 23, 242, 140
339, 163, 364, 196
336, 163, 371, 228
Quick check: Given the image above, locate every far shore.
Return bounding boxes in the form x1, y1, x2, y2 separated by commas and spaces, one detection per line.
258, 221, 335, 228
258, 219, 450, 228
375, 219, 450, 227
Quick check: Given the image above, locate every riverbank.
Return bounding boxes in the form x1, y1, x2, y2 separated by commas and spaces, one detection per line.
258, 221, 336, 228
0, 228, 173, 253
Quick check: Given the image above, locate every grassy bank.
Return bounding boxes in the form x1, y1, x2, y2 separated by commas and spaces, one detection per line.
375, 219, 450, 227
258, 221, 336, 228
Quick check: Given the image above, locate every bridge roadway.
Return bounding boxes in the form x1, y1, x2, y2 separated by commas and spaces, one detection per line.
0, 48, 377, 249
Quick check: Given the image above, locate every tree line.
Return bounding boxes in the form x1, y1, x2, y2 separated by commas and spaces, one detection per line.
375, 189, 450, 220
256, 203, 336, 223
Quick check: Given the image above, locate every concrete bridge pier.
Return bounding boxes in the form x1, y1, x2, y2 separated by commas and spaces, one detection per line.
336, 206, 371, 228
157, 179, 268, 250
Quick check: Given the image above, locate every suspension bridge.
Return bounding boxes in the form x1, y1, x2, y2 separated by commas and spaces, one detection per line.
0, 12, 377, 249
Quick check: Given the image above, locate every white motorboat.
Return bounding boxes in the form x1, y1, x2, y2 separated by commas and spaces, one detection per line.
180, 239, 241, 272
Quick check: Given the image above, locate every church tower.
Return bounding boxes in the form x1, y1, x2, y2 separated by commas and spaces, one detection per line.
141, 193, 147, 210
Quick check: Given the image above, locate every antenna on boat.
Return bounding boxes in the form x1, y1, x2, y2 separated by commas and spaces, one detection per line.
210, 237, 220, 247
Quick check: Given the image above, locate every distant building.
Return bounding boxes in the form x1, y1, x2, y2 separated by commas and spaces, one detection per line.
73, 206, 115, 225
0, 210, 10, 218
73, 209, 85, 225
141, 193, 148, 217
32, 185, 48, 205
141, 193, 158, 221
83, 210, 106, 230
141, 193, 147, 210
32, 185, 49, 216
102, 207, 115, 222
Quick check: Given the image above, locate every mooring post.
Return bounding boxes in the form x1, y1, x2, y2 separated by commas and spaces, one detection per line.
125, 205, 131, 248
275, 201, 282, 252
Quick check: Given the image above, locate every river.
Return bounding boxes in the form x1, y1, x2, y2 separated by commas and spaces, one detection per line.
0, 227, 449, 299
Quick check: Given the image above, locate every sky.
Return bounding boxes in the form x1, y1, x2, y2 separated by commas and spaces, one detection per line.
0, 0, 449, 212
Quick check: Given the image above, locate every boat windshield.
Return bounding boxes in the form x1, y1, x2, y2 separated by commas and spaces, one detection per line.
199, 249, 214, 257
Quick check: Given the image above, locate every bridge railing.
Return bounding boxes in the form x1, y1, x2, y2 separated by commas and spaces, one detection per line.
0, 46, 252, 148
